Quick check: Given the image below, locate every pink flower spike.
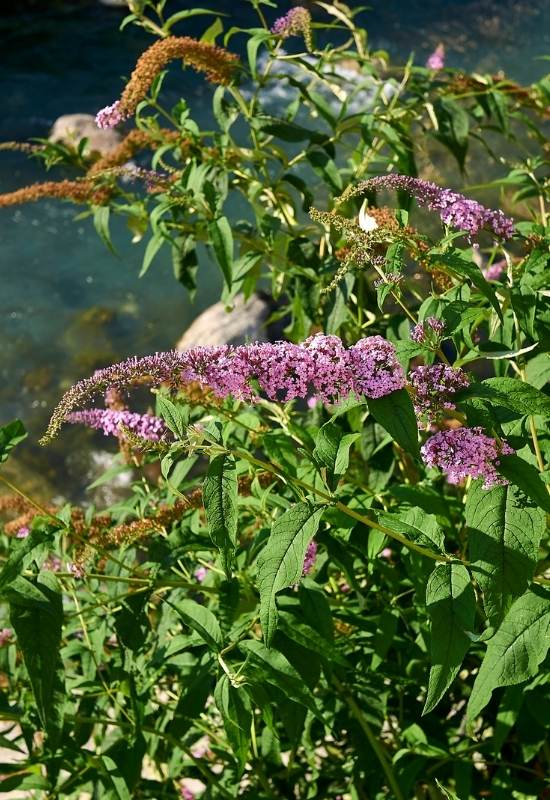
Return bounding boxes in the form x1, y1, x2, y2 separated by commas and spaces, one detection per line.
95, 101, 124, 130
426, 44, 445, 70
302, 540, 318, 576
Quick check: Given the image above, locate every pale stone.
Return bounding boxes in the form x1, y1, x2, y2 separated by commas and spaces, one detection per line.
176, 294, 270, 350
49, 113, 122, 156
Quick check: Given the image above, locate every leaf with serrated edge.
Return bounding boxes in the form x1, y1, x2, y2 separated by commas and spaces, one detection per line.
258, 503, 324, 646
423, 563, 476, 714
467, 587, 550, 721
466, 480, 545, 626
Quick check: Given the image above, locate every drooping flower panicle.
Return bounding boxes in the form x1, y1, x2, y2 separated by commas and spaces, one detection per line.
409, 364, 470, 421
271, 7, 313, 49
66, 409, 166, 442
349, 175, 514, 240
96, 37, 239, 129
41, 335, 406, 443
482, 259, 506, 281
421, 426, 514, 489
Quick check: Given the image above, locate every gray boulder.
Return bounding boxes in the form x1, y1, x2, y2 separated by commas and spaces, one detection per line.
49, 114, 122, 156
176, 294, 271, 350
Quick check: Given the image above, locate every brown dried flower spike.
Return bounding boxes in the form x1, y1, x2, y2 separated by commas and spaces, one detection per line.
96, 37, 239, 128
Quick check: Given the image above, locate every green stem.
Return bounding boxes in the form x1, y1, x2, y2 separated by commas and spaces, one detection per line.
332, 675, 404, 800
231, 448, 455, 563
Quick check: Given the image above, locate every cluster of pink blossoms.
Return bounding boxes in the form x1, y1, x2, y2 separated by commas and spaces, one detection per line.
421, 427, 514, 489
409, 364, 470, 421
483, 259, 506, 281
0, 627, 12, 647
42, 335, 406, 442
66, 408, 167, 442
271, 6, 312, 47
95, 101, 124, 130
426, 44, 445, 70
302, 540, 318, 576
411, 316, 446, 346
354, 175, 514, 240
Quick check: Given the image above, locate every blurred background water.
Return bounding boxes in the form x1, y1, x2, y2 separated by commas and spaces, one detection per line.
0, 0, 548, 499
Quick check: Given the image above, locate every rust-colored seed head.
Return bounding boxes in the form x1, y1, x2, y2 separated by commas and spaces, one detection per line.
88, 129, 191, 176
118, 36, 239, 120
0, 179, 111, 208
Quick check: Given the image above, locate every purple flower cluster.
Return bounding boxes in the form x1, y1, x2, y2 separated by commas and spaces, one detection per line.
66, 408, 166, 442
426, 44, 445, 70
483, 259, 506, 281
421, 426, 514, 489
355, 175, 514, 240
409, 364, 470, 421
95, 101, 123, 130
302, 540, 318, 576
271, 7, 312, 48
42, 335, 406, 442
374, 272, 403, 289
411, 316, 446, 346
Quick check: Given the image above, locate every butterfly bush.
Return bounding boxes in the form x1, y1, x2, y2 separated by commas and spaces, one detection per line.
426, 44, 445, 70
302, 540, 318, 576
41, 334, 406, 442
421, 427, 515, 488
271, 6, 313, 49
411, 316, 446, 346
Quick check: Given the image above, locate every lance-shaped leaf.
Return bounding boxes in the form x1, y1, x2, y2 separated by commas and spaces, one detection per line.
9, 572, 65, 746
367, 389, 420, 457
467, 587, 550, 721
0, 419, 27, 463
208, 215, 233, 288
314, 416, 360, 477
466, 480, 545, 626
203, 453, 238, 574
258, 503, 324, 646
214, 674, 251, 773
173, 598, 223, 652
423, 563, 476, 714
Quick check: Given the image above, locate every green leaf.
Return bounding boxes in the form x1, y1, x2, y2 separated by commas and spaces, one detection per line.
156, 394, 188, 439
208, 216, 233, 288
93, 205, 115, 254
378, 507, 445, 554
467, 587, 550, 721
0, 528, 52, 594
258, 503, 324, 646
203, 453, 238, 574
139, 232, 164, 278
367, 389, 419, 457
0, 420, 27, 463
496, 454, 550, 513
214, 674, 251, 773
278, 612, 348, 666
314, 417, 360, 477
481, 377, 550, 418
9, 573, 65, 745
173, 598, 223, 652
101, 754, 131, 800
433, 98, 469, 170
240, 639, 320, 717
466, 480, 545, 626
423, 563, 476, 714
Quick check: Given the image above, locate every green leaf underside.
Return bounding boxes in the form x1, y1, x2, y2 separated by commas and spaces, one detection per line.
466, 480, 545, 626
467, 587, 550, 721
258, 503, 325, 646
174, 598, 224, 652
424, 563, 476, 714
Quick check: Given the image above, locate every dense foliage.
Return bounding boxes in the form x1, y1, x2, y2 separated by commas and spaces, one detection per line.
0, 2, 549, 798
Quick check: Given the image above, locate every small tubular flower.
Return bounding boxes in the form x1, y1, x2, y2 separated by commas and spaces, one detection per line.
421, 426, 514, 489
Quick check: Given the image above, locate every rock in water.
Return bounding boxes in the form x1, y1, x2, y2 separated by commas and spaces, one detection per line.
176, 294, 271, 349
50, 114, 122, 156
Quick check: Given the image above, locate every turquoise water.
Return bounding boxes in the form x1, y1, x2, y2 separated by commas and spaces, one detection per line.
0, 0, 548, 497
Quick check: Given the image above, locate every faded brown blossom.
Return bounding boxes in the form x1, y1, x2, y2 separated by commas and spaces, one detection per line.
0, 179, 111, 208
116, 37, 239, 121
88, 129, 192, 176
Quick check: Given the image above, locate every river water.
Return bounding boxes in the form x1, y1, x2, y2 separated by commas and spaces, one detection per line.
0, 0, 547, 498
